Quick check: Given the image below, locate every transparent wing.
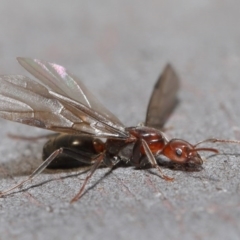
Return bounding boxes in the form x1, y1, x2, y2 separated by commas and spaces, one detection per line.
17, 57, 123, 125
145, 64, 180, 129
0, 60, 128, 138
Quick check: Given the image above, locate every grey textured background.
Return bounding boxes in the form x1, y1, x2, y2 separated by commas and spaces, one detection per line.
0, 1, 240, 239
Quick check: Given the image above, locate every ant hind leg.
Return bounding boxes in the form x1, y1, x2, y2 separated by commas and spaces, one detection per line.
0, 148, 100, 198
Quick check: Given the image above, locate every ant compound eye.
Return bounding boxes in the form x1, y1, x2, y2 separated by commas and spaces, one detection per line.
175, 148, 182, 156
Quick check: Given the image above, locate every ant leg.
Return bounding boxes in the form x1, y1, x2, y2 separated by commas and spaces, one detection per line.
71, 153, 123, 203
0, 148, 99, 197
70, 153, 104, 203
131, 139, 142, 167
8, 133, 58, 141
141, 139, 174, 181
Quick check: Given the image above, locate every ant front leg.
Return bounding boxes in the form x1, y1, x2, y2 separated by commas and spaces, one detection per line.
140, 139, 174, 181
0, 148, 101, 198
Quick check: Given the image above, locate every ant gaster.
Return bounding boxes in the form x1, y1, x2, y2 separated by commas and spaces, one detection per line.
0, 58, 239, 203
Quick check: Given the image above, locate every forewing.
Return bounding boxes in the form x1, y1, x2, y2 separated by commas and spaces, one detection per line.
17, 57, 123, 125
0, 74, 128, 138
145, 64, 180, 129
0, 75, 72, 130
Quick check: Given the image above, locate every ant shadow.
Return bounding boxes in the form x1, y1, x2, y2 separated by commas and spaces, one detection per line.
1, 143, 240, 199
1, 162, 116, 199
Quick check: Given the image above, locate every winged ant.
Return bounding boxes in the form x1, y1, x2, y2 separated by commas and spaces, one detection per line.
0, 58, 239, 203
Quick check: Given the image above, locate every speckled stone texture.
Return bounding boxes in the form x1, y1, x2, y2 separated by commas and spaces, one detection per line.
0, 1, 240, 239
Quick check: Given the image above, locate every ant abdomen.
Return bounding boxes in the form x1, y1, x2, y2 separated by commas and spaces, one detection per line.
42, 134, 103, 169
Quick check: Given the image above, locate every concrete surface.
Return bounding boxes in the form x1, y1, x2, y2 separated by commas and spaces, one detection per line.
0, 1, 240, 239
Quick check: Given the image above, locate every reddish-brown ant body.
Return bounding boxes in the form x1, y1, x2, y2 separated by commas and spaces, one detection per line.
0, 58, 239, 203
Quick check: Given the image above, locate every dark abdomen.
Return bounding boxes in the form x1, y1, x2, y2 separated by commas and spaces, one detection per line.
42, 134, 103, 169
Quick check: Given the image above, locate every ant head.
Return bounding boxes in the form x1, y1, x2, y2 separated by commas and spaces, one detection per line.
161, 139, 219, 168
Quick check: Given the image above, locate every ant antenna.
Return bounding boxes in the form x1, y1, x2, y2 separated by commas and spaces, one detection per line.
190, 148, 219, 154
194, 138, 240, 148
